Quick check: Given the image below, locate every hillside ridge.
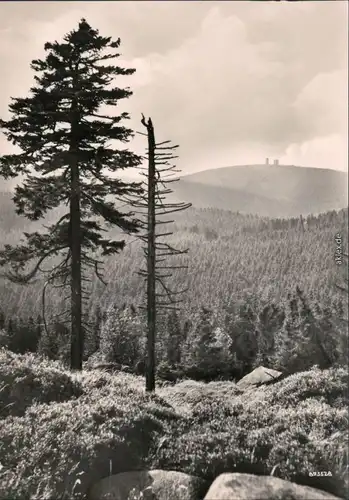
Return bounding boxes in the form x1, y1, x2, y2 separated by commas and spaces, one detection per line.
0, 164, 347, 219
171, 163, 348, 217
181, 163, 347, 178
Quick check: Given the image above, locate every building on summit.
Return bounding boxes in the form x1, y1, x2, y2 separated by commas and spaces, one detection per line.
265, 158, 279, 165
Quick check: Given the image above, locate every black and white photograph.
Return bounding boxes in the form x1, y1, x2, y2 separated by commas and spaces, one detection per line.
0, 1, 348, 499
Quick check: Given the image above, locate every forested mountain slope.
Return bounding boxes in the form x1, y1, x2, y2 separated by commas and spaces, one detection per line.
0, 202, 347, 321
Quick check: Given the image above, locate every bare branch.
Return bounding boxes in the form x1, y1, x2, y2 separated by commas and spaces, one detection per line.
0, 245, 69, 284
94, 261, 108, 286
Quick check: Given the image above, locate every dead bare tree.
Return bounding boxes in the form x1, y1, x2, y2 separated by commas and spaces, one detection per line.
125, 114, 191, 391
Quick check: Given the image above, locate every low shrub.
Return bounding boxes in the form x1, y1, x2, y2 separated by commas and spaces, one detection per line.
0, 348, 83, 418
1, 353, 347, 500
261, 366, 349, 408
0, 382, 182, 499
156, 360, 185, 382
151, 367, 349, 499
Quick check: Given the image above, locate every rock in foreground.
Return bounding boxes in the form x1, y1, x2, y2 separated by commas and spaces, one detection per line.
236, 366, 283, 390
88, 469, 209, 500
204, 473, 342, 500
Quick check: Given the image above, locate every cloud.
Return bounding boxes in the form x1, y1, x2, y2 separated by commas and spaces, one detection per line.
280, 134, 348, 172
124, 4, 347, 172
292, 70, 347, 138
0, 1, 347, 178
127, 8, 290, 146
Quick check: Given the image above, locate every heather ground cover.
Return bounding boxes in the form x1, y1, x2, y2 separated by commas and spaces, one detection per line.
0, 349, 347, 499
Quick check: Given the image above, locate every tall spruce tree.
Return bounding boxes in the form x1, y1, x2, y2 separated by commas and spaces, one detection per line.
0, 19, 143, 370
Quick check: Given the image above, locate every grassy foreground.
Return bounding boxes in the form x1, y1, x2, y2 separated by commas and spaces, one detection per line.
0, 348, 348, 499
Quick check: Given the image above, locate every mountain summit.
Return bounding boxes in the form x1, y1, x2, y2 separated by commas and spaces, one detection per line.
172, 164, 348, 217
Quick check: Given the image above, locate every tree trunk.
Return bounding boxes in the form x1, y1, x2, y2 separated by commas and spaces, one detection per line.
70, 102, 83, 371
146, 118, 156, 392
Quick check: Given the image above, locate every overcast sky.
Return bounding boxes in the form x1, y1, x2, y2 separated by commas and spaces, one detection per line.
0, 1, 347, 182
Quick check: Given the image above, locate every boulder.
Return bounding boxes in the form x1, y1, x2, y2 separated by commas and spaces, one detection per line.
88, 469, 209, 500
203, 473, 342, 500
236, 366, 282, 390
